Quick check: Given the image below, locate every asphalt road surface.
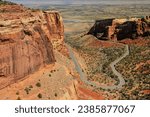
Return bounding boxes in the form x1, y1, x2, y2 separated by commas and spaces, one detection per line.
67, 44, 129, 90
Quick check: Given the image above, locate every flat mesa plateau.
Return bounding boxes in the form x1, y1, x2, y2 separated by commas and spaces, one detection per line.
0, 1, 150, 100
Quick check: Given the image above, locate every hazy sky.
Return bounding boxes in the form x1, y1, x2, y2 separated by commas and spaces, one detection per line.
6, 0, 150, 5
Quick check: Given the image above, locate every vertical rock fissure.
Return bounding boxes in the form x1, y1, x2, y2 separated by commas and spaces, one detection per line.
44, 13, 52, 35
27, 42, 32, 75
12, 45, 16, 76
34, 26, 55, 64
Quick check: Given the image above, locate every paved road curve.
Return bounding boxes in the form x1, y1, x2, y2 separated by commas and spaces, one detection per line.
67, 44, 129, 90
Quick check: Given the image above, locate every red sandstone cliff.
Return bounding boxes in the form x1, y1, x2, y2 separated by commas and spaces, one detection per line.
88, 17, 150, 41
0, 5, 65, 89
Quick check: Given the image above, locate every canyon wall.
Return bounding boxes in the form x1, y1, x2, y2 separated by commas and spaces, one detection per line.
0, 5, 65, 88
88, 16, 150, 41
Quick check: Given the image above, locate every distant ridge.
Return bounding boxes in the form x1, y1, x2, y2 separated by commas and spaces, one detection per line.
6, 0, 150, 5
0, 0, 15, 5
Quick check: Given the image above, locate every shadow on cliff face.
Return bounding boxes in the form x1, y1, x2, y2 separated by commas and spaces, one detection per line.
33, 25, 56, 64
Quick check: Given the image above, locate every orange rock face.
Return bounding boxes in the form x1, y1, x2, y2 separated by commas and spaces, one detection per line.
88, 17, 150, 41
0, 5, 65, 89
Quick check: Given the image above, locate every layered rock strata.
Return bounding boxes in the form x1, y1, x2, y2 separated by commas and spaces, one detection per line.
0, 5, 64, 88
88, 16, 150, 41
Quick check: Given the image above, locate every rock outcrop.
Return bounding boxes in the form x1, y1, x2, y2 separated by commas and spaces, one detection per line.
0, 4, 65, 89
88, 16, 150, 41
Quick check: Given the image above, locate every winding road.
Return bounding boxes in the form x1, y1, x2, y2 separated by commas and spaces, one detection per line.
67, 44, 129, 90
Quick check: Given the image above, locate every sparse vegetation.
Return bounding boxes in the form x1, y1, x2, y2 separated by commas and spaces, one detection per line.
50, 70, 56, 73
101, 46, 125, 84
37, 93, 42, 99
54, 93, 58, 97
66, 34, 124, 86
16, 91, 19, 95
116, 40, 150, 99
0, 24, 4, 27
24, 87, 30, 95
17, 97, 21, 100
36, 82, 41, 87
29, 85, 33, 89
66, 17, 149, 99
24, 85, 33, 95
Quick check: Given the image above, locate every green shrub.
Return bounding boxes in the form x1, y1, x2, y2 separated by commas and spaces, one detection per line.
36, 82, 41, 87
17, 97, 21, 100
29, 85, 33, 89
37, 93, 42, 99
16, 91, 19, 95
54, 93, 58, 97
24, 87, 30, 94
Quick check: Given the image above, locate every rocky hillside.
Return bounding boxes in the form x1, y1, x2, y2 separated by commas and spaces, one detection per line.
0, 4, 65, 89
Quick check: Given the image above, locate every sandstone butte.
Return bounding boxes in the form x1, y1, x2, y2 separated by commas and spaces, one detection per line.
88, 16, 150, 41
0, 4, 105, 100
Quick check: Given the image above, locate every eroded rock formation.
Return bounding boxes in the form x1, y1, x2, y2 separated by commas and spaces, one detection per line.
88, 16, 150, 41
0, 4, 65, 88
